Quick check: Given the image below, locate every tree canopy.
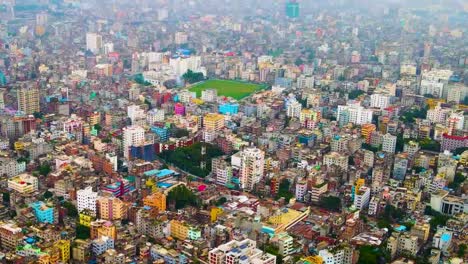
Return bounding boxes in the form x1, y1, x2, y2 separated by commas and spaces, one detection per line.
182, 70, 205, 84
158, 143, 223, 177
167, 185, 200, 209
319, 196, 341, 211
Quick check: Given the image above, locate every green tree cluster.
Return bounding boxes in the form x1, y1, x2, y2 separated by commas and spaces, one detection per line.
75, 224, 90, 239
348, 90, 365, 99
448, 173, 466, 190
424, 206, 451, 231
133, 73, 152, 86
62, 201, 78, 218
419, 138, 440, 152
167, 185, 200, 209
362, 143, 380, 153
158, 143, 223, 177
182, 70, 204, 84
400, 107, 428, 124
276, 179, 293, 203
319, 196, 341, 211
38, 164, 52, 176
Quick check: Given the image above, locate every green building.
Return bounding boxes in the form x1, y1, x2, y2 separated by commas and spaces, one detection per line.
286, 1, 299, 18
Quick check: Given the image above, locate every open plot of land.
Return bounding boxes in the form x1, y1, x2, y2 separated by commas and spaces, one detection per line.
189, 79, 264, 100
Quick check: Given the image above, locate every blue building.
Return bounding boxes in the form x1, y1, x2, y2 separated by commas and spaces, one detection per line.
219, 103, 239, 115
274, 77, 292, 88
151, 126, 169, 142
30, 201, 54, 224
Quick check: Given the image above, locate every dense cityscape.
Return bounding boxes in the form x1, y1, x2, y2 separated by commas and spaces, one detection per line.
0, 0, 467, 263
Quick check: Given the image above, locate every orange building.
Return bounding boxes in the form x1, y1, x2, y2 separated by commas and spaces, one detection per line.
143, 190, 167, 212
361, 124, 376, 144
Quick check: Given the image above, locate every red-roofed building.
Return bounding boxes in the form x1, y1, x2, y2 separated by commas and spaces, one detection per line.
441, 133, 468, 151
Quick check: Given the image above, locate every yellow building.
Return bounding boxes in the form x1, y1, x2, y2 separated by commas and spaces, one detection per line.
97, 197, 127, 221
203, 113, 225, 131
411, 222, 430, 243
170, 220, 189, 240
354, 178, 365, 195
54, 240, 70, 263
143, 190, 166, 211
300, 109, 321, 123
14, 141, 24, 151
89, 112, 101, 126
267, 207, 311, 234
79, 213, 93, 227
210, 207, 223, 222
426, 98, 446, 109
90, 219, 117, 240
17, 87, 40, 115
300, 255, 323, 264
361, 124, 376, 143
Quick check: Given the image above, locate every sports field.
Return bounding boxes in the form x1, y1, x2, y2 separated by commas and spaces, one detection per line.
189, 79, 264, 100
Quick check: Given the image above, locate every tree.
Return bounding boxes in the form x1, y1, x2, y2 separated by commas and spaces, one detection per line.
294, 58, 304, 66
458, 244, 467, 258
133, 73, 152, 86
38, 164, 52, 176
62, 201, 78, 218
2, 192, 10, 203
215, 197, 227, 206
33, 112, 44, 119
76, 224, 90, 239
43, 191, 53, 199
319, 196, 341, 211
276, 179, 293, 203
453, 147, 468, 155
163, 79, 178, 89
362, 143, 380, 153
447, 173, 466, 190
167, 185, 200, 209
182, 70, 204, 84
93, 124, 102, 133
358, 245, 379, 264
348, 90, 365, 99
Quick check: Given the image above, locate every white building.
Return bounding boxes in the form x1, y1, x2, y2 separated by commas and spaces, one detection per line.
318, 246, 354, 264
286, 100, 302, 118
295, 180, 308, 201
382, 133, 397, 153
146, 109, 165, 124
354, 186, 370, 210
0, 158, 26, 178
169, 56, 202, 77
86, 33, 102, 54
297, 75, 314, 89
337, 102, 373, 126
122, 125, 145, 159
201, 89, 218, 102
92, 236, 114, 256
208, 239, 276, 264
370, 93, 391, 109
368, 197, 380, 216
77, 186, 98, 216
127, 105, 145, 125
8, 173, 38, 193
231, 147, 265, 191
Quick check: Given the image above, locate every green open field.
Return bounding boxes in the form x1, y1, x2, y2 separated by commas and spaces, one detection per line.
189, 79, 265, 100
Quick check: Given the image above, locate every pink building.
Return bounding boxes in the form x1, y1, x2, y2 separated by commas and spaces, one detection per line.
174, 103, 185, 116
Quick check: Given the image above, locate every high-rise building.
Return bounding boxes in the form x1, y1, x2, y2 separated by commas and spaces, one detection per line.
286, 0, 299, 18
337, 102, 373, 126
354, 186, 370, 210
0, 223, 23, 251
370, 93, 391, 109
17, 87, 40, 115
203, 113, 225, 131
86, 33, 102, 54
382, 133, 397, 153
286, 99, 302, 118
97, 197, 127, 221
208, 239, 276, 264
77, 186, 98, 216
123, 125, 145, 159
393, 153, 409, 180
231, 147, 265, 191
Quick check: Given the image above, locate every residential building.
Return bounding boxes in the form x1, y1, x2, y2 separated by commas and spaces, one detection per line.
8, 173, 38, 193
354, 186, 371, 210
77, 186, 98, 216
92, 236, 114, 256
123, 125, 145, 159
30, 201, 55, 224
86, 32, 102, 54
208, 239, 276, 264
143, 190, 166, 211
0, 223, 23, 251
337, 102, 373, 126
203, 113, 225, 131
17, 87, 40, 115
382, 133, 397, 153
231, 147, 265, 191
96, 197, 127, 221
